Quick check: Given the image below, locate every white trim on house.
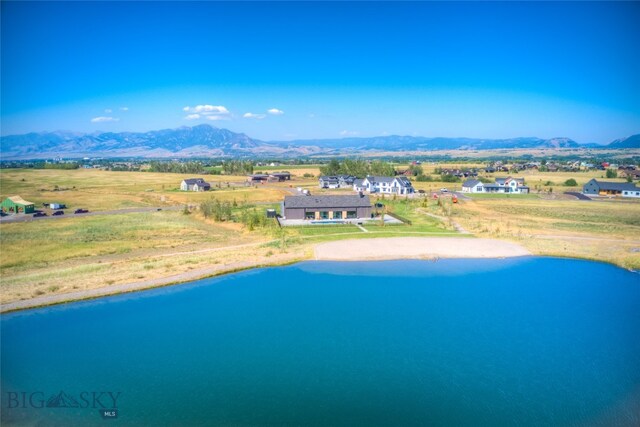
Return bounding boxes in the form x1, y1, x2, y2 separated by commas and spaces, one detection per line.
360, 176, 414, 195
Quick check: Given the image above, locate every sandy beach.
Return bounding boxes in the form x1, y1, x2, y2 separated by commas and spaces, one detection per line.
315, 237, 531, 260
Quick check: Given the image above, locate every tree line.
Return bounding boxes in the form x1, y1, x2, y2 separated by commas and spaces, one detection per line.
319, 159, 397, 177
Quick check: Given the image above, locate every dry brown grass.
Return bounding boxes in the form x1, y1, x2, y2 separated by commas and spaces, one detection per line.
452, 196, 640, 269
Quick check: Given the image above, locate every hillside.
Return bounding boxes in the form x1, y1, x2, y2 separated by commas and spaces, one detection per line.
0, 125, 637, 159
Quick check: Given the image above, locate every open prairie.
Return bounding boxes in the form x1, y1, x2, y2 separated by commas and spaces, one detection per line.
1, 166, 639, 309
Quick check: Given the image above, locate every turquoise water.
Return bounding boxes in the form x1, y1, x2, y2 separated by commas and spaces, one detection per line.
2, 257, 639, 426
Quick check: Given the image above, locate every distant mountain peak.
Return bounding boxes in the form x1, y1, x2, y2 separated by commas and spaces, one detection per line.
0, 126, 636, 159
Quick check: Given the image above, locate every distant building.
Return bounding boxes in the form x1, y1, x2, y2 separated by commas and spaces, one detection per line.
461, 177, 529, 194
360, 176, 414, 195
1, 196, 35, 214
461, 179, 484, 193
582, 179, 640, 198
318, 175, 355, 189
282, 194, 372, 220
180, 178, 211, 191
247, 174, 269, 183
353, 178, 366, 192
268, 172, 291, 182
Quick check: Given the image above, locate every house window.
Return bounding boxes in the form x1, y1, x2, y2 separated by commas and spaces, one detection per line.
305, 212, 315, 220
320, 211, 329, 219
334, 211, 343, 219
346, 211, 357, 219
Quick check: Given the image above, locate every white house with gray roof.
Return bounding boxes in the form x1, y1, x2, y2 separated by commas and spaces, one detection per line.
360, 176, 414, 195
462, 177, 529, 194
181, 178, 211, 191
461, 179, 484, 193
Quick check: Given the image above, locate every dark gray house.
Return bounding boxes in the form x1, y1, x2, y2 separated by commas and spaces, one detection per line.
583, 179, 640, 198
283, 194, 372, 220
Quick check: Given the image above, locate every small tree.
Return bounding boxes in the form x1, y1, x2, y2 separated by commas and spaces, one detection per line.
606, 169, 617, 178
564, 178, 578, 187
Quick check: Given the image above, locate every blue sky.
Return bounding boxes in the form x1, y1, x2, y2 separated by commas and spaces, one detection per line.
1, 1, 639, 143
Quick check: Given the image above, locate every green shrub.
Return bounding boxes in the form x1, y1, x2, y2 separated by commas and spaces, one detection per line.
564, 178, 578, 187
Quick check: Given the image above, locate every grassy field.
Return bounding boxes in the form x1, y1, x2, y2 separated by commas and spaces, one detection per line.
0, 168, 301, 211
452, 195, 640, 269
1, 166, 639, 307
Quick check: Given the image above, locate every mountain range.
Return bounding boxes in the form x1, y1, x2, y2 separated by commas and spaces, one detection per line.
1, 125, 638, 159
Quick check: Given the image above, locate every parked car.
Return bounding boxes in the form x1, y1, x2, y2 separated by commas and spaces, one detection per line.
440, 188, 449, 193
74, 209, 89, 214
52, 210, 64, 216
33, 212, 47, 217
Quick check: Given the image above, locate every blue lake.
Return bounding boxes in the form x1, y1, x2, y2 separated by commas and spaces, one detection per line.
2, 257, 639, 426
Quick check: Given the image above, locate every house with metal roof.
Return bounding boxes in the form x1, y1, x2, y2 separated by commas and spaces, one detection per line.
1, 196, 35, 214
361, 176, 415, 195
461, 177, 529, 194
461, 179, 484, 193
318, 175, 356, 189
582, 179, 640, 198
282, 194, 372, 220
180, 178, 211, 191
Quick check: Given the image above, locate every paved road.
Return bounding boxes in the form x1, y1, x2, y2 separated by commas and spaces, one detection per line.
0, 205, 182, 224
564, 191, 592, 201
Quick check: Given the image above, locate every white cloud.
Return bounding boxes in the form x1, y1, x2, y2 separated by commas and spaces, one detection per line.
91, 116, 119, 123
183, 104, 231, 120
267, 108, 284, 115
104, 108, 112, 113
340, 130, 359, 136
243, 112, 266, 119
120, 107, 129, 111
184, 105, 229, 114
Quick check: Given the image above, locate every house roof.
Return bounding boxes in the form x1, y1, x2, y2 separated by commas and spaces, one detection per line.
319, 176, 339, 182
365, 176, 395, 184
394, 176, 413, 187
462, 179, 481, 187
6, 196, 34, 206
587, 179, 639, 191
182, 178, 207, 185
284, 194, 372, 209
353, 178, 364, 186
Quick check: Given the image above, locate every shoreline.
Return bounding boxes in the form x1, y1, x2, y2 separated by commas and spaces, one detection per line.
0, 237, 535, 313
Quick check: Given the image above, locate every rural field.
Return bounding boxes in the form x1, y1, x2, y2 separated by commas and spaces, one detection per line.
1, 166, 639, 308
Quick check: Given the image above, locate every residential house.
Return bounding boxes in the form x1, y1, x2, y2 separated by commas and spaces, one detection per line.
282, 194, 372, 220
180, 178, 211, 192
318, 175, 355, 189
461, 179, 484, 193
361, 176, 415, 195
582, 179, 640, 198
353, 178, 366, 192
462, 177, 529, 194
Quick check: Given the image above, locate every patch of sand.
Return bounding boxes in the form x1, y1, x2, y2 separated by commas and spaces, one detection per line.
314, 237, 531, 260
